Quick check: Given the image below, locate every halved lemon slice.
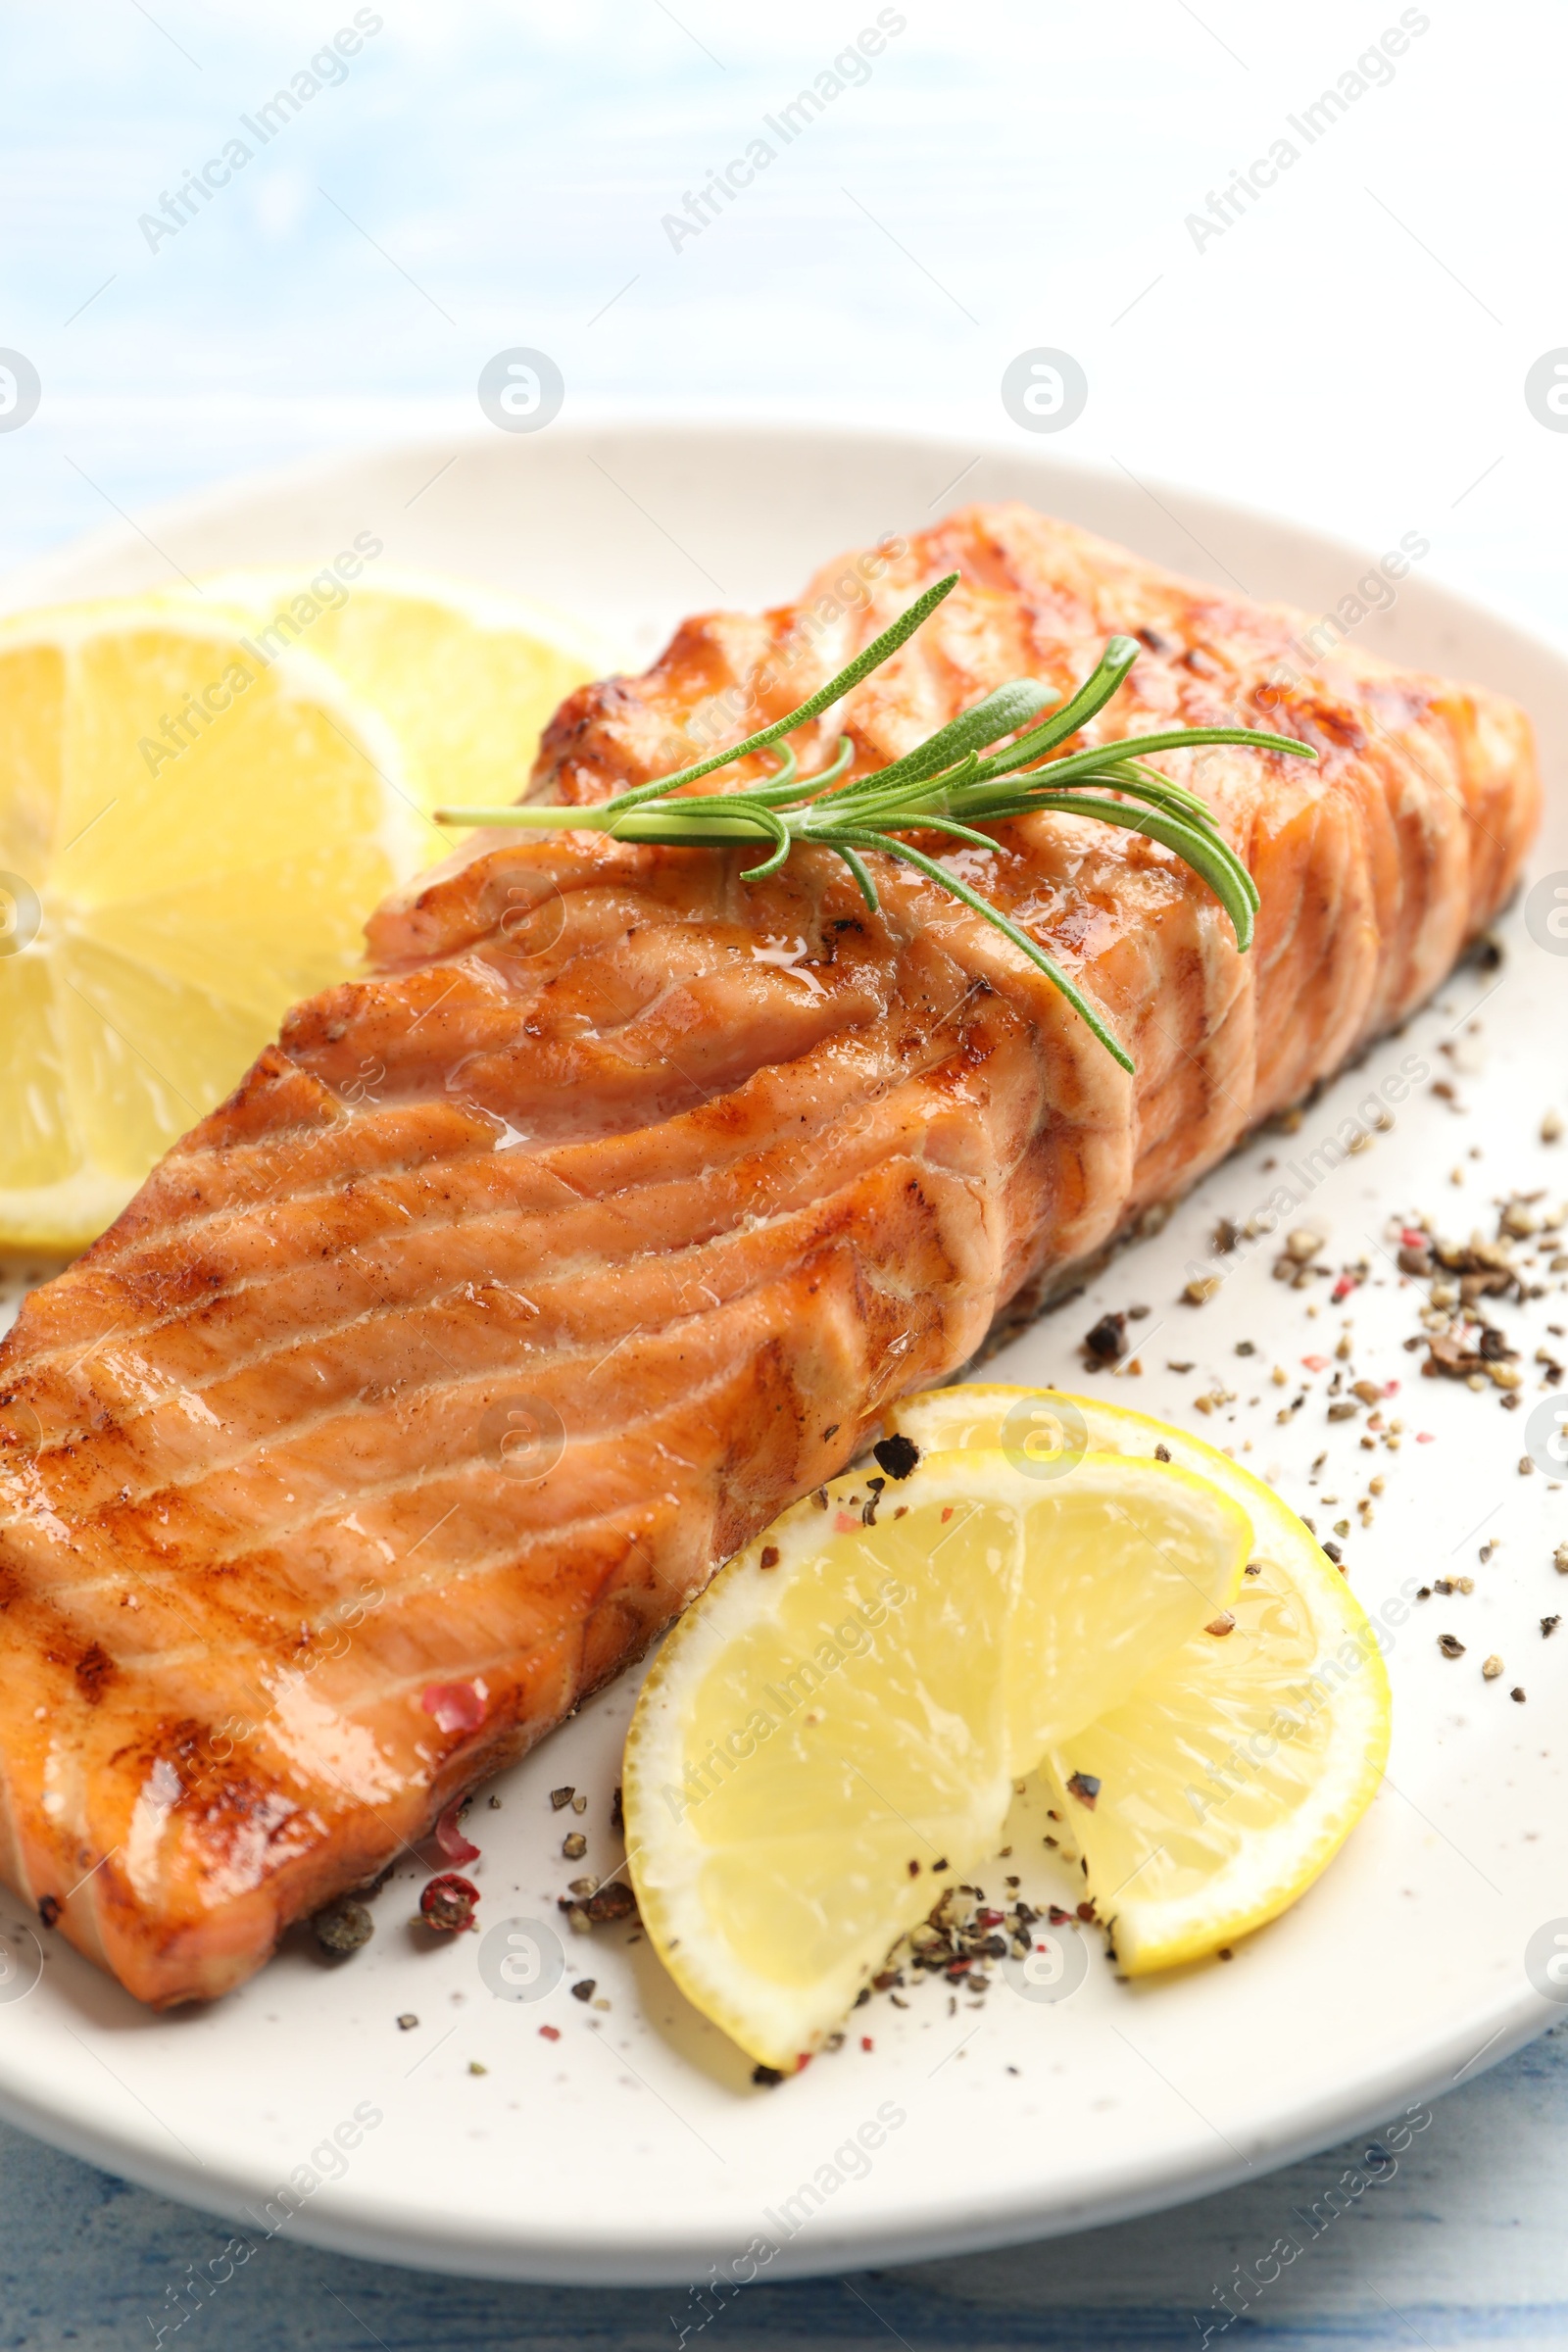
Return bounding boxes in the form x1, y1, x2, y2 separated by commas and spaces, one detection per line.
160, 565, 612, 839
623, 1447, 1249, 2069
0, 600, 424, 1250
884, 1388, 1392, 1974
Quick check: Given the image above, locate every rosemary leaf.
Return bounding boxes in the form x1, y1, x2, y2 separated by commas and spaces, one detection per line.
841, 830, 1136, 1072
434, 574, 1316, 1072
605, 571, 961, 815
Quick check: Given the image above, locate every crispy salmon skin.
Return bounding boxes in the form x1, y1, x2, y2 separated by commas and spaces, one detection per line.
0, 504, 1539, 2003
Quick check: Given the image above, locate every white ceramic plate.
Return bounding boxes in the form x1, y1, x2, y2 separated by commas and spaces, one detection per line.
2, 423, 1566, 2286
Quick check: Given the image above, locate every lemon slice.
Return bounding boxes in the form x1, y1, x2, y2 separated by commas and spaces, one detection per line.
161, 565, 612, 838
0, 600, 425, 1250
884, 1388, 1392, 1974
623, 1448, 1249, 2069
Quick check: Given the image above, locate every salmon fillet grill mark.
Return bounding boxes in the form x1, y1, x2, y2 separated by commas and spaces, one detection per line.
0, 502, 1540, 2004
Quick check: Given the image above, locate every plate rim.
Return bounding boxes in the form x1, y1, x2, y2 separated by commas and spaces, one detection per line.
7, 408, 1568, 692
0, 1994, 1546, 2285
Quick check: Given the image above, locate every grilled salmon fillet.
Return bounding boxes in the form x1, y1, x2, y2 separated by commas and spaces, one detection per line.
0, 504, 1539, 2004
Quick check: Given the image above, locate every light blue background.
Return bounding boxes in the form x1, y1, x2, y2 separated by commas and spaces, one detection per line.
5, 0, 1566, 632
2, 3, 1566, 2342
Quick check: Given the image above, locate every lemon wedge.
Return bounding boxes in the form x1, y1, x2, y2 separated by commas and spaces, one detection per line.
161, 565, 611, 839
623, 1447, 1249, 2069
884, 1388, 1392, 1974
0, 571, 611, 1251
0, 600, 425, 1250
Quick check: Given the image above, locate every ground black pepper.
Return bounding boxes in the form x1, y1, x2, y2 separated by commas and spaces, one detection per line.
1084, 1311, 1128, 1363
872, 1433, 920, 1481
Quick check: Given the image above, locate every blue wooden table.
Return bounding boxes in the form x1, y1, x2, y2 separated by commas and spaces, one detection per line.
2, 4, 1564, 2340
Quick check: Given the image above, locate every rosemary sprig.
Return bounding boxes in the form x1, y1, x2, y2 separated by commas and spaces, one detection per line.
436, 572, 1314, 1073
